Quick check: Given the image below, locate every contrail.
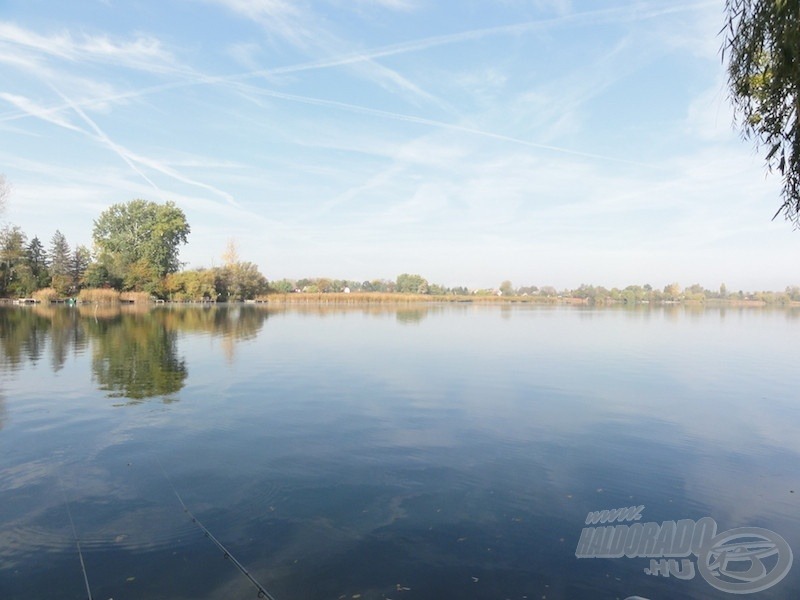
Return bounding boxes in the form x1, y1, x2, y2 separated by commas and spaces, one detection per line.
241, 87, 660, 169
234, 0, 717, 81
47, 84, 239, 207
0, 0, 714, 170
49, 84, 166, 198
0, 0, 718, 125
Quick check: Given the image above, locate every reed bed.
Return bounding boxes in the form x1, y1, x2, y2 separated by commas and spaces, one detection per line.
32, 287, 59, 303
256, 292, 431, 305
255, 292, 559, 304
78, 288, 121, 304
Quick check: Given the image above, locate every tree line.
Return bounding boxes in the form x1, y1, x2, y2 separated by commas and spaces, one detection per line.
0, 198, 268, 301
1, 195, 797, 304
269, 276, 800, 305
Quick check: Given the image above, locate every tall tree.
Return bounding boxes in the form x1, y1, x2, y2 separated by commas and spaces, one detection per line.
70, 245, 91, 291
49, 230, 71, 294
724, 0, 800, 222
1, 225, 33, 296
26, 236, 49, 288
92, 199, 190, 291
221, 238, 239, 266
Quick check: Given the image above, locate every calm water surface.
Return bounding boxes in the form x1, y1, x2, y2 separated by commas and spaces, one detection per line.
1, 304, 798, 600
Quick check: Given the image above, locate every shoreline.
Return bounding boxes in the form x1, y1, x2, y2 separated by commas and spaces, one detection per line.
3, 292, 799, 308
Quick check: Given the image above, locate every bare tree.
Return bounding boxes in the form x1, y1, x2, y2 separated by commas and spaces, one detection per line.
0, 174, 9, 216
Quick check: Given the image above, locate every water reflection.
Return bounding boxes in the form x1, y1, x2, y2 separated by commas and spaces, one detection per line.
0, 305, 274, 402
88, 313, 187, 402
396, 308, 428, 324
1, 307, 54, 370
1, 304, 799, 599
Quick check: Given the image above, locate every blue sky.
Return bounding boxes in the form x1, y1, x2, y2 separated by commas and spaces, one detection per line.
0, 0, 795, 291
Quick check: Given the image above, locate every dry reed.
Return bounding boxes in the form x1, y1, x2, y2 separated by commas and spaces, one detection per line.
78, 288, 121, 304
32, 287, 59, 303
255, 292, 557, 305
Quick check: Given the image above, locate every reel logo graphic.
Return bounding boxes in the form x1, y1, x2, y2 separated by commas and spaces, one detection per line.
698, 526, 793, 594
575, 506, 793, 594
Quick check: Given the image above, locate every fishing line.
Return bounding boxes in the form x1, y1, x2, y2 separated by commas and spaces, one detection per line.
156, 458, 278, 600
57, 475, 93, 600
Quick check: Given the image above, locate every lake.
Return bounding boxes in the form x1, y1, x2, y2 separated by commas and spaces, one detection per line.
1, 303, 798, 600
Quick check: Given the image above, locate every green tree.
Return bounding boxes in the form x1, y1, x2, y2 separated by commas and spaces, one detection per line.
270, 278, 296, 293
49, 230, 71, 294
213, 240, 268, 300
26, 236, 49, 289
92, 199, 190, 290
499, 280, 514, 296
215, 262, 268, 301
396, 273, 428, 294
1, 225, 34, 296
83, 262, 121, 289
724, 0, 800, 221
167, 269, 217, 301
70, 245, 91, 292
664, 282, 682, 301
316, 277, 334, 293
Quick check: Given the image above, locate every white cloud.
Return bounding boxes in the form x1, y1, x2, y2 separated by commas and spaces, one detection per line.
0, 21, 178, 73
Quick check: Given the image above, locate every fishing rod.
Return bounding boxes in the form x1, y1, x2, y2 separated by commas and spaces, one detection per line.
157, 459, 278, 600
58, 476, 93, 600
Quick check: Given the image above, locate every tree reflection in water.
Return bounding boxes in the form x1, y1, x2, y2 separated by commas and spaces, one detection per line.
87, 311, 188, 403
0, 305, 271, 404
